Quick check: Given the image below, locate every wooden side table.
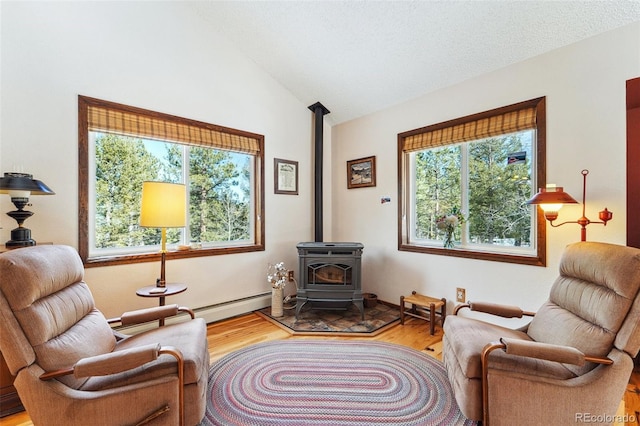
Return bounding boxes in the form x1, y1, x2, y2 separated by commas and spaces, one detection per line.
136, 283, 187, 326
400, 291, 446, 335
0, 351, 24, 417
1, 242, 53, 253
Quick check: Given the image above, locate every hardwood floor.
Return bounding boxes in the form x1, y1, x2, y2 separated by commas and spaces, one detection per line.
626, 365, 640, 426
1, 312, 638, 425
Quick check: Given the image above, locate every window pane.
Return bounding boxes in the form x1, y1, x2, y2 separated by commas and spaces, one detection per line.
94, 133, 173, 251
92, 132, 253, 254
410, 131, 535, 252
188, 148, 252, 245
140, 139, 182, 247
468, 131, 534, 247
414, 145, 461, 241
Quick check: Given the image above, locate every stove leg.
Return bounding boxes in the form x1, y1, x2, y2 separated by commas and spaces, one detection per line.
354, 299, 365, 320
295, 299, 309, 319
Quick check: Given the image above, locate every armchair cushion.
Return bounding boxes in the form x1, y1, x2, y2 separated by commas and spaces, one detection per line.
444, 315, 577, 381
38, 307, 116, 389
80, 317, 208, 391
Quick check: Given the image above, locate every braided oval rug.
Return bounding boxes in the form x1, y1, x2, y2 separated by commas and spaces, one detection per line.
200, 340, 476, 426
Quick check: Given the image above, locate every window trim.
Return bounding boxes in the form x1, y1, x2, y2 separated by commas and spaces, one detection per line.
397, 97, 547, 266
78, 95, 265, 267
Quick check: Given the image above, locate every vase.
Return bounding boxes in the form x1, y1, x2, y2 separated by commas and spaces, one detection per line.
443, 231, 455, 249
271, 287, 284, 317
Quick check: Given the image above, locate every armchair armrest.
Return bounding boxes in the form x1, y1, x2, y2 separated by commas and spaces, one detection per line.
40, 343, 167, 380
107, 304, 195, 326
499, 338, 587, 366
74, 343, 162, 378
454, 301, 535, 318
482, 338, 613, 367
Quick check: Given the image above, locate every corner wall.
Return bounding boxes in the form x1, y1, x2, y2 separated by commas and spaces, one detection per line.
331, 23, 640, 311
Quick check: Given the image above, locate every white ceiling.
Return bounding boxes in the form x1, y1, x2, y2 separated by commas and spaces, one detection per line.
190, 1, 640, 125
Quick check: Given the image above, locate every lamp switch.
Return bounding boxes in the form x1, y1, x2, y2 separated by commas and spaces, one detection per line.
456, 288, 466, 303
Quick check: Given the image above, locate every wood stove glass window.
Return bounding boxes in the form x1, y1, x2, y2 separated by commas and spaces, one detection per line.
308, 263, 352, 286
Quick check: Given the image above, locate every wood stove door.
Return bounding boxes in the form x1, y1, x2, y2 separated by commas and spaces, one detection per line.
296, 250, 364, 320
306, 260, 354, 289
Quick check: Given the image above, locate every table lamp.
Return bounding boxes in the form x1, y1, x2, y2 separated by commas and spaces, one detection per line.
140, 181, 186, 287
0, 172, 55, 247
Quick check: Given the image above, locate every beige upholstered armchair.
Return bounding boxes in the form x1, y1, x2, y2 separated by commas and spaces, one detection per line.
0, 245, 210, 426
443, 242, 640, 426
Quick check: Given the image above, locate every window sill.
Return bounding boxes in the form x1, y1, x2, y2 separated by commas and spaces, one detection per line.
398, 243, 545, 266
83, 244, 265, 268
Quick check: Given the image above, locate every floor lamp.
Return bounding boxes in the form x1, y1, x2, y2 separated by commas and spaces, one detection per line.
140, 181, 186, 287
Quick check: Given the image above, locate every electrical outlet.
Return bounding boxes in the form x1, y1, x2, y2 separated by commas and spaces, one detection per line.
456, 287, 466, 303
288, 270, 294, 281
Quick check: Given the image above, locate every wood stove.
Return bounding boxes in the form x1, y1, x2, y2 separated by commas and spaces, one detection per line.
295, 242, 364, 319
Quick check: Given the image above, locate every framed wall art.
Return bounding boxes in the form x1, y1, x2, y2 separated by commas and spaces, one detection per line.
274, 158, 298, 195
347, 156, 376, 189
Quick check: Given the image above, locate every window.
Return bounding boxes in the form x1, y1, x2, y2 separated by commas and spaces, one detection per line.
79, 96, 264, 266
398, 97, 546, 266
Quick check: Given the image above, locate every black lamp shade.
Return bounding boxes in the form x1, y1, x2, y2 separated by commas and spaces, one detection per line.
0, 172, 55, 195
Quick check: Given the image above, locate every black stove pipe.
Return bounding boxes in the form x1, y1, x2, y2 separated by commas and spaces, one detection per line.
308, 102, 330, 242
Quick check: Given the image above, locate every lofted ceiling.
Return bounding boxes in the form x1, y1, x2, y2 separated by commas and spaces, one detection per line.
189, 1, 640, 125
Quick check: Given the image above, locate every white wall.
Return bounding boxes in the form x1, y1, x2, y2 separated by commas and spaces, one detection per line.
0, 2, 319, 318
331, 23, 640, 313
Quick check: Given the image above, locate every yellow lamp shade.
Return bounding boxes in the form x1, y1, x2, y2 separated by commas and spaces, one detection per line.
140, 182, 186, 228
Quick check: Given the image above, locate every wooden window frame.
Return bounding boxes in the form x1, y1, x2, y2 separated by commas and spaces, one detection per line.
78, 95, 265, 267
628, 78, 640, 248
397, 97, 547, 266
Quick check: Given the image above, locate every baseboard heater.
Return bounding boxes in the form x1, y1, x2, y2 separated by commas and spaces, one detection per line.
115, 292, 271, 335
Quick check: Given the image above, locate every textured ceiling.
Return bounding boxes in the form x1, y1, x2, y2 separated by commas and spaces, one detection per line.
190, 1, 640, 124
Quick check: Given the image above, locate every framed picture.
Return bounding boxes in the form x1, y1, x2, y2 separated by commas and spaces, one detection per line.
274, 158, 298, 195
347, 156, 376, 189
